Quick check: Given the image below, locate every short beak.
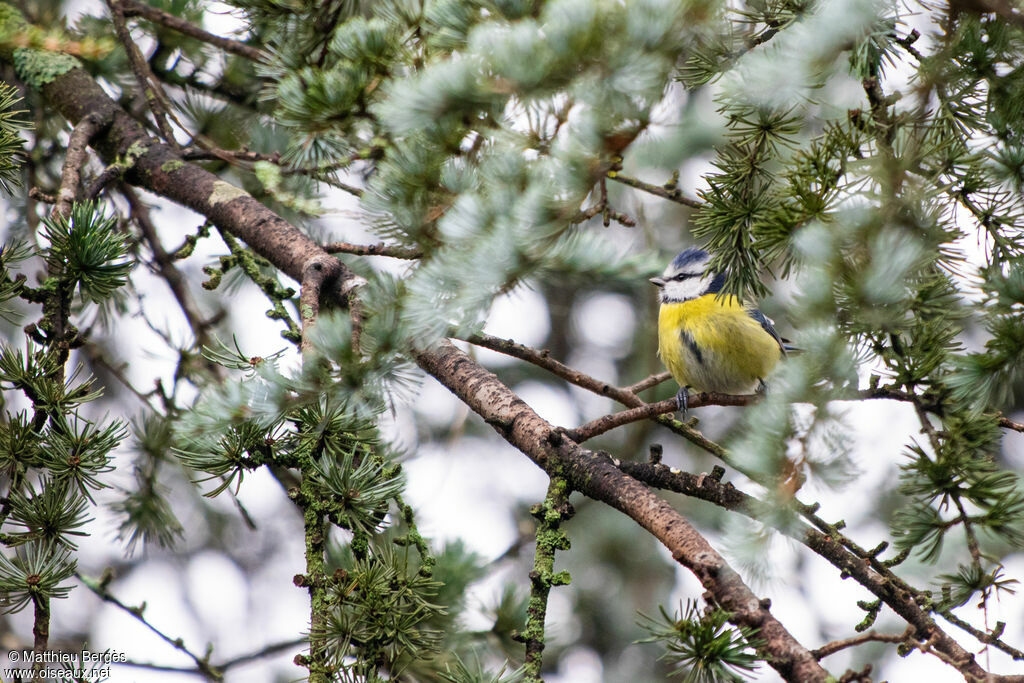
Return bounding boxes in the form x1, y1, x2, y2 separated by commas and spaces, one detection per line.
649, 276, 666, 287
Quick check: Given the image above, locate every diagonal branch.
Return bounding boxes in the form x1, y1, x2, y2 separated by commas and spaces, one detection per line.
107, 0, 182, 151
120, 0, 267, 63
29, 63, 362, 301
616, 458, 1024, 679
79, 572, 222, 680
811, 628, 913, 660
416, 339, 830, 682
323, 241, 423, 259
120, 184, 218, 351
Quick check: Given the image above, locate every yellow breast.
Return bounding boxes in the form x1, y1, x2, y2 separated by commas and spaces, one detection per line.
657, 294, 783, 394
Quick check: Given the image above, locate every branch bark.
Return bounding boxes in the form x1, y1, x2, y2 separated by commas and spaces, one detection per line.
35, 66, 362, 303
54, 111, 108, 219
617, 459, 1024, 680
120, 0, 267, 63
416, 340, 830, 681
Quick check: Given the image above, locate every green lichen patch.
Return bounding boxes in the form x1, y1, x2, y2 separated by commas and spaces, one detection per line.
125, 141, 149, 159
0, 3, 26, 41
209, 180, 249, 206
160, 160, 185, 173
12, 48, 79, 88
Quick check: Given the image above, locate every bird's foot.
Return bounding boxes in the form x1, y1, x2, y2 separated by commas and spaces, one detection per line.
756, 378, 768, 395
675, 386, 689, 414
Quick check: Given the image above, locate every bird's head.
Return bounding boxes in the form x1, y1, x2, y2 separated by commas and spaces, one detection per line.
649, 248, 725, 303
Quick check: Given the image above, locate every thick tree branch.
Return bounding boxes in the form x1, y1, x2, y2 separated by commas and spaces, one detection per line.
416, 340, 829, 682
617, 459, 1024, 679
31, 65, 362, 303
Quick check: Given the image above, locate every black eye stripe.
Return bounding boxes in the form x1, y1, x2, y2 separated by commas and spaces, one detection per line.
673, 273, 699, 281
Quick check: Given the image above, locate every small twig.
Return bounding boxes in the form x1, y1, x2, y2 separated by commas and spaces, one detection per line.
121, 185, 218, 351
304, 173, 363, 196
894, 29, 925, 62
78, 572, 222, 680
181, 147, 281, 163
119, 637, 306, 676
81, 341, 162, 413
107, 0, 182, 150
55, 112, 108, 219
572, 179, 637, 227
938, 609, 1024, 662
31, 597, 49, 675
322, 241, 423, 259
119, 0, 267, 63
625, 371, 671, 394
28, 187, 56, 204
952, 494, 984, 569
182, 142, 365, 196
607, 171, 703, 208
464, 332, 728, 458
998, 416, 1024, 432
567, 392, 756, 442
856, 385, 1024, 434
812, 628, 914, 660
85, 163, 126, 200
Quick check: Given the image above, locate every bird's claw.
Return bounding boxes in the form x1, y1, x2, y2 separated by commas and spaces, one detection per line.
675, 386, 689, 414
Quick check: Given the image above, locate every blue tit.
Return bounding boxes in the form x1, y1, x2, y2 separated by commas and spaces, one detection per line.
650, 248, 786, 412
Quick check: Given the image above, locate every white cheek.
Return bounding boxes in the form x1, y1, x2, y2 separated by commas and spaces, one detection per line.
661, 277, 705, 301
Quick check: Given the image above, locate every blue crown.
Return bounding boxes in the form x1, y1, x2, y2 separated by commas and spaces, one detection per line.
670, 248, 710, 270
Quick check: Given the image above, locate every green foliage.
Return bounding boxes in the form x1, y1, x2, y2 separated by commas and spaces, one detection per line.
0, 542, 76, 613
12, 47, 79, 87
0, 188, 131, 621
937, 563, 1019, 610
6, 480, 90, 549
325, 541, 446, 680
311, 451, 404, 535
439, 657, 524, 683
111, 415, 183, 555
638, 600, 761, 682
0, 240, 30, 323
0, 82, 27, 193
41, 201, 133, 303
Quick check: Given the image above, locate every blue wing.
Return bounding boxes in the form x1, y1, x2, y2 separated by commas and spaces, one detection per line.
747, 309, 787, 355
